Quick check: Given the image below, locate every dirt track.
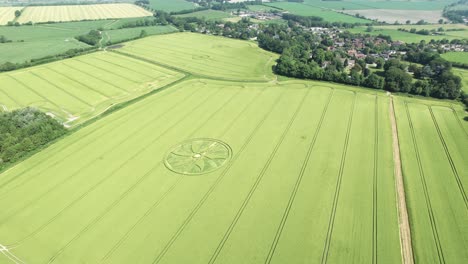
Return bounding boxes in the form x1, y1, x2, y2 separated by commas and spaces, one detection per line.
389, 97, 414, 264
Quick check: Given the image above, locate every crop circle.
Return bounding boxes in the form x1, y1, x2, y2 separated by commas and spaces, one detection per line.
164, 138, 232, 175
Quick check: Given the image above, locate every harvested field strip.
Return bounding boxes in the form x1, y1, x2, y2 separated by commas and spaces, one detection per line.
0, 7, 18, 25
16, 4, 152, 24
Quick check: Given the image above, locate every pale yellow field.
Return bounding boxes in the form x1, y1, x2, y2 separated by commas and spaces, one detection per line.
17, 4, 152, 24
0, 7, 22, 25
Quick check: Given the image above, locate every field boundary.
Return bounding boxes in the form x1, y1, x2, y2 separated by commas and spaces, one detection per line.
403, 101, 443, 264
390, 97, 415, 264
265, 89, 334, 264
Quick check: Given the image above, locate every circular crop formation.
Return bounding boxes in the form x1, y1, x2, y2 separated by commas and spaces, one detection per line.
164, 138, 232, 175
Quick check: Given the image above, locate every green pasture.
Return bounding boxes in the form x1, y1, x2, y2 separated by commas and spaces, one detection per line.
149, 0, 195, 12
0, 51, 183, 125
118, 32, 278, 81
175, 10, 233, 20
394, 98, 468, 264
0, 77, 402, 263
442, 52, 468, 65
452, 67, 468, 93
0, 19, 159, 64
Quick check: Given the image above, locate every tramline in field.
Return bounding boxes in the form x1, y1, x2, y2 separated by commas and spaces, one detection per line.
0, 52, 183, 125
0, 32, 466, 263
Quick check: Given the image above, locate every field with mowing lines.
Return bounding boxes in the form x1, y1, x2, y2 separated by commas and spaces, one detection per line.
394, 98, 468, 264
0, 78, 403, 263
0, 51, 183, 125
118, 33, 278, 81
16, 4, 152, 24
0, 7, 21, 25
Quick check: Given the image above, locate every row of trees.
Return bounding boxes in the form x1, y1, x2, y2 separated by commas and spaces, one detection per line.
0, 108, 67, 170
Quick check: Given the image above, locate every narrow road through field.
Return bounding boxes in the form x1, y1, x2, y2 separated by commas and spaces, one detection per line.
389, 96, 414, 264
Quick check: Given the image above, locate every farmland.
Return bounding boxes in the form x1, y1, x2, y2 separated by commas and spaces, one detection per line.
0, 77, 403, 263
288, 0, 454, 11
347, 26, 465, 43
343, 9, 444, 24
0, 51, 183, 125
442, 52, 468, 65
175, 10, 233, 20
264, 2, 370, 23
452, 67, 468, 93
0, 28, 467, 264
16, 4, 152, 24
0, 7, 21, 25
118, 33, 278, 81
149, 0, 196, 12
0, 20, 177, 64
394, 98, 468, 263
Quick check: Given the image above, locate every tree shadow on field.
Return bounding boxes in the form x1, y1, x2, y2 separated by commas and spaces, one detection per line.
464, 116, 468, 122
